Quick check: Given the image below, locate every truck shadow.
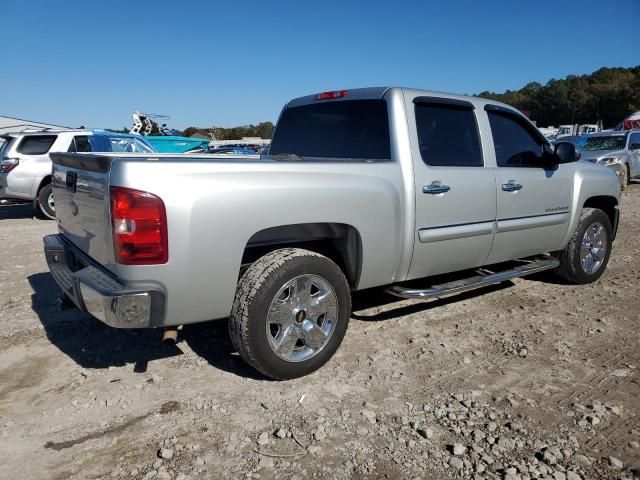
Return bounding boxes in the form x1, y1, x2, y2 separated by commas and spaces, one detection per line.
27, 270, 512, 379
27, 272, 182, 373
0, 202, 37, 220
26, 271, 266, 379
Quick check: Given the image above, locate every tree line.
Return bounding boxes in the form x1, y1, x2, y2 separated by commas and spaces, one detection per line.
477, 66, 640, 128
183, 122, 274, 140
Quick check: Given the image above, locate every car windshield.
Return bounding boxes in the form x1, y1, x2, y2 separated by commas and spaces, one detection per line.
581, 136, 626, 151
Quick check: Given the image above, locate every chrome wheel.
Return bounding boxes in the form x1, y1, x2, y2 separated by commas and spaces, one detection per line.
47, 192, 55, 212
266, 274, 338, 363
580, 222, 607, 274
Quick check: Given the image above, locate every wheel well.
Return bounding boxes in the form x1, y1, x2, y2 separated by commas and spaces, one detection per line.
37, 175, 51, 194
583, 196, 618, 233
242, 223, 363, 287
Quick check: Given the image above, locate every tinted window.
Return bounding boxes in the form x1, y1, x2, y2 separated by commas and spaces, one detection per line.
415, 103, 483, 167
68, 136, 92, 153
17, 135, 57, 155
487, 112, 545, 167
270, 100, 390, 160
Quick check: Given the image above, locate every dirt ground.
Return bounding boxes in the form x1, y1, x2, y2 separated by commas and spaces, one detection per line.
0, 186, 639, 480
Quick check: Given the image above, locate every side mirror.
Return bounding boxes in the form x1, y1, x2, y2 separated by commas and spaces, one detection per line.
554, 142, 580, 163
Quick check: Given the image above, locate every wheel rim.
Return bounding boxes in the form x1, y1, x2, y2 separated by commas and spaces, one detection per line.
266, 274, 338, 363
47, 192, 55, 212
580, 222, 607, 274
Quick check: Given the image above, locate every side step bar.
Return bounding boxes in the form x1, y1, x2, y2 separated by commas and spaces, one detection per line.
385, 255, 560, 300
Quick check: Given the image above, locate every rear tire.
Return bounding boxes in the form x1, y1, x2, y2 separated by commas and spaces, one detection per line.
553, 208, 612, 284
36, 184, 55, 220
229, 248, 351, 380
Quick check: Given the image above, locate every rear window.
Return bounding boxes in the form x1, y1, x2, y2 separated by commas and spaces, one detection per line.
269, 100, 391, 160
17, 135, 58, 155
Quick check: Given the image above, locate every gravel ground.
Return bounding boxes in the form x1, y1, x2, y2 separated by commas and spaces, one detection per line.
0, 186, 639, 480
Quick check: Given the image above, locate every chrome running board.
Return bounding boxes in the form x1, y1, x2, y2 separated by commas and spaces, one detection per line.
386, 255, 559, 300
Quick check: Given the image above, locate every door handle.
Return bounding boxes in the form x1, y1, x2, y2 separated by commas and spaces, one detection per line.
501, 182, 523, 192
423, 184, 451, 194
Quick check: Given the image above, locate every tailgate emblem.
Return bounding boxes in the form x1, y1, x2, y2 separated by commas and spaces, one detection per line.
66, 172, 77, 193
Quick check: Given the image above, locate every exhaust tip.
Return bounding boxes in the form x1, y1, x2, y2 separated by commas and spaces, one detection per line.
162, 328, 178, 346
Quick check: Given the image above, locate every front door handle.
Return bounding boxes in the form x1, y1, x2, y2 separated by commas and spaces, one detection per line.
423, 184, 451, 194
502, 182, 523, 192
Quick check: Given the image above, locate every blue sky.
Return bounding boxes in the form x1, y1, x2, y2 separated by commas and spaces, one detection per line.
2, 0, 638, 130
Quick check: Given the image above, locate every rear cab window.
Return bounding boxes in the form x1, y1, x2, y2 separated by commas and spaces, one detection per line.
269, 100, 390, 160
17, 135, 58, 155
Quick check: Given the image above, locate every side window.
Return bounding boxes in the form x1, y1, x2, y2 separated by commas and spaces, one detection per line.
629, 133, 640, 151
17, 135, 58, 155
67, 136, 92, 153
415, 103, 483, 167
487, 111, 546, 167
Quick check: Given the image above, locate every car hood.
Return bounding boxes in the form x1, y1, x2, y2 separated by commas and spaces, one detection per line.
579, 149, 624, 162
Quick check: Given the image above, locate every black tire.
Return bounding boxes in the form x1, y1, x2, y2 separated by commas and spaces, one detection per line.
553, 208, 612, 284
36, 184, 55, 220
229, 248, 351, 380
620, 165, 629, 191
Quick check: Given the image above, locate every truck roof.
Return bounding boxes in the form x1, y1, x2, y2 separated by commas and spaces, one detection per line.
285, 86, 522, 116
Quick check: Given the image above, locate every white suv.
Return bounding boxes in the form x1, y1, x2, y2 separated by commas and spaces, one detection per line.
0, 129, 155, 218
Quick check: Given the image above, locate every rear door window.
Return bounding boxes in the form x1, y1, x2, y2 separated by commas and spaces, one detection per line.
269, 100, 391, 160
17, 135, 58, 155
415, 103, 483, 167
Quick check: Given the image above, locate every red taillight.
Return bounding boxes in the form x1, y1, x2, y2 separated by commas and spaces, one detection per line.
1, 158, 19, 173
110, 186, 168, 265
316, 90, 348, 100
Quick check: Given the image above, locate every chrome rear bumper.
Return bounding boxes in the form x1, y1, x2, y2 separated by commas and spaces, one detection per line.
43, 234, 163, 328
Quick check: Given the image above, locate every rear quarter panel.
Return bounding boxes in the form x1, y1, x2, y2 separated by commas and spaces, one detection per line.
110, 158, 405, 325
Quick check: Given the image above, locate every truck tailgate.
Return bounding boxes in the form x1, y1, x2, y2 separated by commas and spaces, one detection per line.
50, 153, 115, 270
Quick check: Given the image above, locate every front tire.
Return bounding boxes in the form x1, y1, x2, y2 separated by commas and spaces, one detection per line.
36, 184, 55, 220
620, 165, 629, 191
553, 208, 612, 284
229, 248, 351, 380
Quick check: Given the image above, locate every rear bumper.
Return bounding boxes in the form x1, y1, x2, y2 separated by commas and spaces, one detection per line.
43, 234, 165, 328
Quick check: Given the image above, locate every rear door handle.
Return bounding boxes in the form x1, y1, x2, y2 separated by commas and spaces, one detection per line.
423, 184, 451, 194
501, 182, 523, 192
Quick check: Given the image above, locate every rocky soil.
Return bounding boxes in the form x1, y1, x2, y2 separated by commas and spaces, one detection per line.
0, 185, 639, 480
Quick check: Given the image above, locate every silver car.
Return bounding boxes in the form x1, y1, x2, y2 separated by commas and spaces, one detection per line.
579, 130, 640, 190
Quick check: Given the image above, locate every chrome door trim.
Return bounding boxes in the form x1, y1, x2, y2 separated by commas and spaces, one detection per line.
418, 220, 494, 243
496, 212, 569, 233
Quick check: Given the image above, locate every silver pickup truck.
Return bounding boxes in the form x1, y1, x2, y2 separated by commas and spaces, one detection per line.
44, 87, 620, 379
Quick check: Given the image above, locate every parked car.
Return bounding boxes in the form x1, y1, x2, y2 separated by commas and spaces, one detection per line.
579, 130, 640, 190
44, 87, 620, 379
0, 129, 155, 219
205, 147, 258, 155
